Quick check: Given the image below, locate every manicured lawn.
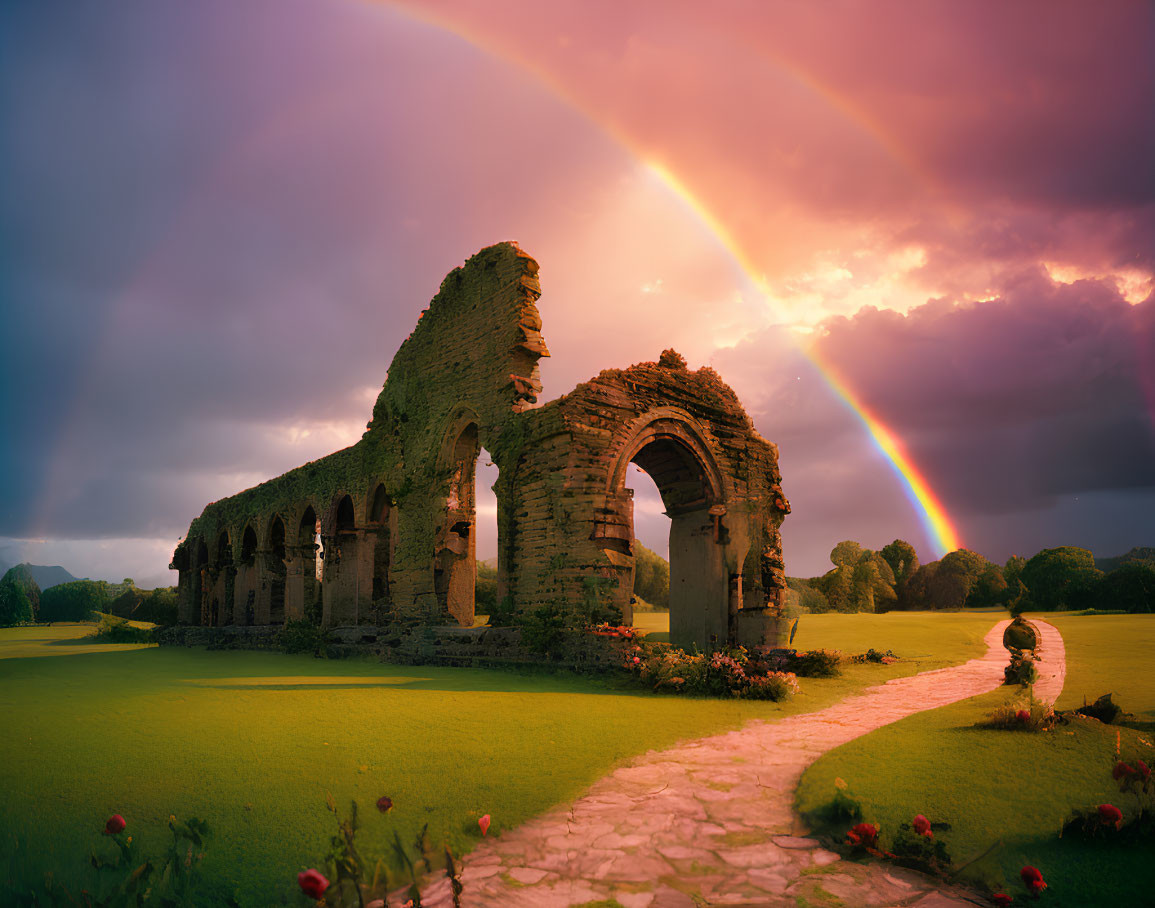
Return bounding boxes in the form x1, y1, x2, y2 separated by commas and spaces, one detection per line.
0, 614, 998, 905
796, 613, 1155, 906
1048, 613, 1155, 725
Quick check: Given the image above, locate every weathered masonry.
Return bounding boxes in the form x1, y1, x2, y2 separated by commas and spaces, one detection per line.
170, 243, 791, 651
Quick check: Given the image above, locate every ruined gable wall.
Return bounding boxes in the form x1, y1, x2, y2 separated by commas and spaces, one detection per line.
172, 242, 547, 626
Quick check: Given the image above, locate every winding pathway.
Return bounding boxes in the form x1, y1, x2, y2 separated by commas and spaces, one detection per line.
420, 619, 1065, 907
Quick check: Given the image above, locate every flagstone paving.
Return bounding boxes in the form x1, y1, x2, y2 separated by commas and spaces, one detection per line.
417, 619, 1065, 907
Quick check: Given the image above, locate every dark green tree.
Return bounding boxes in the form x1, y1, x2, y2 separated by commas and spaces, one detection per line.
880, 539, 920, 590
1, 566, 41, 621
632, 540, 669, 608
39, 580, 111, 622
0, 577, 33, 625
1020, 546, 1102, 611
1094, 562, 1155, 613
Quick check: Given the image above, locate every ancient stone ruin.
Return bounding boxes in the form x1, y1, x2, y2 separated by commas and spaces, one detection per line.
171, 243, 790, 651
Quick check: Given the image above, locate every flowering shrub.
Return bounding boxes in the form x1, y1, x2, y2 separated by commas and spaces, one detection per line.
1114, 759, 1152, 795
298, 869, 329, 899
1020, 865, 1047, 895
590, 623, 638, 640
625, 643, 798, 700
888, 815, 952, 874
1003, 652, 1038, 686
981, 699, 1054, 732
1097, 804, 1124, 829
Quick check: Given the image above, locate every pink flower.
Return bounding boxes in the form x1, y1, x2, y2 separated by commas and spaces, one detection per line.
1016, 709, 1031, 723
632, 656, 641, 665
478, 814, 491, 837
1020, 865, 1046, 894
376, 795, 393, 813
992, 895, 1013, 907
912, 814, 932, 839
1098, 803, 1123, 829
103, 815, 126, 835
298, 869, 329, 900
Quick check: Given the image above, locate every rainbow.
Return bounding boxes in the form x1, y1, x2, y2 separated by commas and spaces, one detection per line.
381, 5, 966, 557
648, 162, 961, 556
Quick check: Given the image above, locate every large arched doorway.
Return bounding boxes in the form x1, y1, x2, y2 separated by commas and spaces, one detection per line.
608, 418, 729, 649
435, 420, 480, 626
367, 484, 393, 617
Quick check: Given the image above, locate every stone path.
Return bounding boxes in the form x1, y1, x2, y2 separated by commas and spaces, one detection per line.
415, 620, 1065, 907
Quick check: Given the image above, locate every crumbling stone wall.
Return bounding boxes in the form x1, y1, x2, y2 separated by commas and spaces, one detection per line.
171, 243, 789, 651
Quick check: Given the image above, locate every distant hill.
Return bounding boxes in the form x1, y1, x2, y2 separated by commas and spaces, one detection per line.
5, 563, 81, 590
1095, 547, 1155, 572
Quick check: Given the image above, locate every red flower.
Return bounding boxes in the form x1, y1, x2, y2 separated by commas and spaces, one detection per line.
376, 796, 393, 813
912, 814, 932, 839
992, 894, 1013, 906
1098, 803, 1123, 829
478, 814, 491, 837
298, 869, 329, 900
1137, 760, 1151, 780
1016, 709, 1031, 723
1113, 761, 1134, 780
103, 815, 126, 835
1020, 865, 1046, 894
846, 822, 879, 848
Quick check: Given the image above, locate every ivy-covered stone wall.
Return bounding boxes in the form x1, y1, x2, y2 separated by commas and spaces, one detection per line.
171, 243, 789, 651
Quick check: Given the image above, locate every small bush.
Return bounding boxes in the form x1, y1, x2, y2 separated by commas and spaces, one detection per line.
91, 614, 154, 644
889, 818, 953, 874
981, 698, 1054, 731
628, 644, 799, 701
1003, 651, 1037, 685
850, 648, 898, 664
757, 647, 842, 677
278, 619, 331, 656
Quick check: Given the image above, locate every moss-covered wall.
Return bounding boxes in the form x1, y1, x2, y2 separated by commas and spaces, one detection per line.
171, 244, 789, 650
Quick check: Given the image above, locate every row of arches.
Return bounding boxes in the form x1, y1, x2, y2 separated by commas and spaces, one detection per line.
178, 403, 783, 651
188, 485, 396, 628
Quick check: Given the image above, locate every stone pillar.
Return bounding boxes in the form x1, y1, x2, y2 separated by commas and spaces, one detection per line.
283, 543, 317, 623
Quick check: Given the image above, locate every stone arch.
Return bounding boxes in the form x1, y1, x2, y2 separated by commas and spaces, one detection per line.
434, 408, 482, 626
267, 514, 287, 624
210, 529, 233, 627
285, 505, 321, 623
240, 524, 258, 564
603, 409, 732, 649
322, 493, 363, 625
365, 483, 394, 613
334, 494, 355, 533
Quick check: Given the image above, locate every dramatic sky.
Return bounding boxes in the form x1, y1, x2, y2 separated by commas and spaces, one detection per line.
2, 0, 1152, 587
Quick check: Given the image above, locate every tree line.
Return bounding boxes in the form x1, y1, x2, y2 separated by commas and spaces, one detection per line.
788, 542, 1154, 615
0, 566, 178, 626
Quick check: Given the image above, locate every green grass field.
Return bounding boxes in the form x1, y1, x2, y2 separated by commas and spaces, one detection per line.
796, 613, 1155, 905
0, 613, 998, 905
